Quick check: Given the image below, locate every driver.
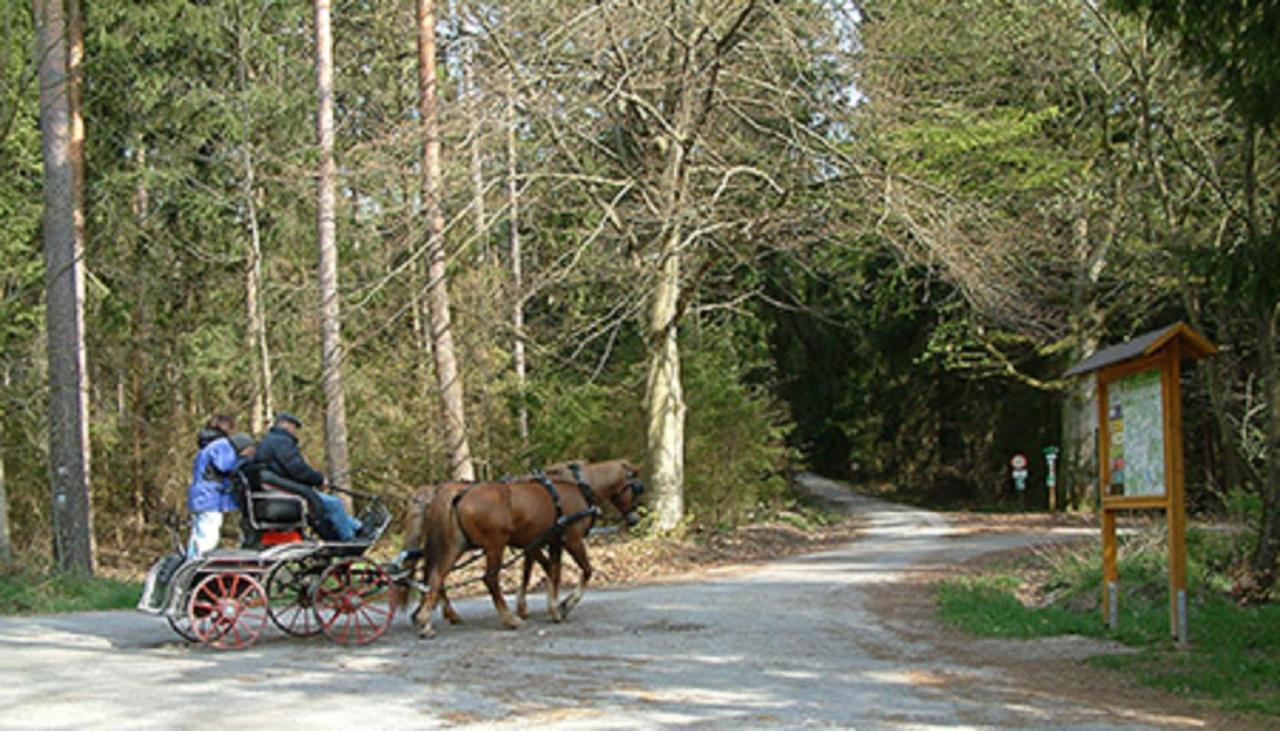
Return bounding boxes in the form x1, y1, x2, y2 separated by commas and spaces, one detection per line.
250, 412, 366, 541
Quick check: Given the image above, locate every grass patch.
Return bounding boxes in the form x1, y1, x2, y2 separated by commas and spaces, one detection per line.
936, 526, 1280, 716
0, 565, 142, 615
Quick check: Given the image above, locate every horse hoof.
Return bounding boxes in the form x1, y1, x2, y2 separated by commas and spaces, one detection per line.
418, 627, 438, 640
446, 614, 464, 626
503, 617, 523, 630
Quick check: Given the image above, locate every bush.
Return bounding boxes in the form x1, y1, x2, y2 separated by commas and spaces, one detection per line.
0, 564, 141, 615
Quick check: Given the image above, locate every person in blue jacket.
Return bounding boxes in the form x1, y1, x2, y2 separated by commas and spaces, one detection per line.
185, 415, 254, 558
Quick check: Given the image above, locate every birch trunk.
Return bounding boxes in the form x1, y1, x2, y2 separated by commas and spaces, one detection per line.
313, 0, 351, 487
418, 0, 475, 481
465, 40, 487, 262
35, 0, 95, 573
646, 227, 686, 532
238, 15, 273, 434
506, 75, 528, 446
644, 82, 694, 533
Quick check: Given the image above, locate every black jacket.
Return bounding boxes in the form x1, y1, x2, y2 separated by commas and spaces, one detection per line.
252, 426, 325, 487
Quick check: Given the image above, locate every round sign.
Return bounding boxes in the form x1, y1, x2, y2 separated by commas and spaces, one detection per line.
1011, 454, 1028, 469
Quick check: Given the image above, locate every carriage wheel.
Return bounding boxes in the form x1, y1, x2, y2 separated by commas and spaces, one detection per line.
312, 560, 393, 645
187, 572, 269, 650
166, 612, 201, 643
266, 559, 325, 637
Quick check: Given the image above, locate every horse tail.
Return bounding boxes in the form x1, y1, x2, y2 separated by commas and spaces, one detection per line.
424, 484, 468, 578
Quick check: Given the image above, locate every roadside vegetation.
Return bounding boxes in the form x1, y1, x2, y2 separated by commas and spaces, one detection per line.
0, 561, 141, 615
936, 523, 1280, 716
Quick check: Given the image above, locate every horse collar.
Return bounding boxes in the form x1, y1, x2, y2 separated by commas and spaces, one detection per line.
567, 463, 598, 507
534, 473, 564, 519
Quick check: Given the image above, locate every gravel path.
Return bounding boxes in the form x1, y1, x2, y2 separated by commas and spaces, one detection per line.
0, 477, 1221, 729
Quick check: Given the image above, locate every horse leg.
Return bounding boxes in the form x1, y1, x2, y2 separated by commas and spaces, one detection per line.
546, 543, 564, 623
482, 545, 522, 630
516, 548, 538, 619
414, 543, 464, 639
440, 588, 463, 625
559, 537, 591, 618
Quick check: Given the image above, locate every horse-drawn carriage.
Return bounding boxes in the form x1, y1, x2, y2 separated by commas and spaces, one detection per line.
137, 472, 401, 650
137, 459, 645, 649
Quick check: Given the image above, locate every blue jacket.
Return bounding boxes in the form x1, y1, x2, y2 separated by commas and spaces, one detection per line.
187, 436, 240, 513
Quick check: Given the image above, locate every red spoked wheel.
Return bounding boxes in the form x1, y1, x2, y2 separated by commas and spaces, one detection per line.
266, 560, 325, 637
166, 612, 200, 643
187, 572, 269, 650
312, 560, 393, 645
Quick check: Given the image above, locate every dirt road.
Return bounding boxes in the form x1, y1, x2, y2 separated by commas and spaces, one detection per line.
0, 477, 1230, 729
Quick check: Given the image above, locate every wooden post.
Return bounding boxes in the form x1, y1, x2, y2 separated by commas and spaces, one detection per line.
1097, 377, 1118, 627
1165, 344, 1188, 644
1102, 508, 1119, 628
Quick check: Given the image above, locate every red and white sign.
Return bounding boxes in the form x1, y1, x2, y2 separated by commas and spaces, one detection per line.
1011, 454, 1028, 470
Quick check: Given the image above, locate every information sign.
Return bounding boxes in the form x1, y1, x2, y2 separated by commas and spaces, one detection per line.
1107, 369, 1165, 497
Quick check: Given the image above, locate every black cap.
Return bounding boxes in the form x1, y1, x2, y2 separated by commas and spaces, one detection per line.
274, 412, 303, 428
229, 432, 254, 453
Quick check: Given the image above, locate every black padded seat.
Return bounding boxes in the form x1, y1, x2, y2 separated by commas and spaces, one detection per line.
253, 491, 305, 524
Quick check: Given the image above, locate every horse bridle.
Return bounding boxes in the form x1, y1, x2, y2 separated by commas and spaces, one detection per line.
623, 467, 646, 501
568, 463, 645, 525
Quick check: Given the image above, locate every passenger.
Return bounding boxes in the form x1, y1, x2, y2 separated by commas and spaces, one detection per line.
185, 416, 254, 558
251, 412, 365, 541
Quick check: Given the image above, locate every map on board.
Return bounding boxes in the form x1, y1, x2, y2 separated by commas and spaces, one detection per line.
1107, 369, 1165, 497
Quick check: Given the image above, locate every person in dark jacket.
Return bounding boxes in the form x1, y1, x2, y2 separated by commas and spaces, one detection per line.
252, 412, 363, 541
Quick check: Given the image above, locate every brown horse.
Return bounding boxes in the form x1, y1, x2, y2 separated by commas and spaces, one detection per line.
514, 460, 642, 619
410, 460, 643, 638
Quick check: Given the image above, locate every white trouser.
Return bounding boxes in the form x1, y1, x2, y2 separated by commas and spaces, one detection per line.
186, 511, 224, 558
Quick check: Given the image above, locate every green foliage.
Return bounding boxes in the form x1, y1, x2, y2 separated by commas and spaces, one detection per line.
937, 531, 1280, 715
1109, 0, 1280, 129
887, 105, 1075, 199
682, 331, 793, 528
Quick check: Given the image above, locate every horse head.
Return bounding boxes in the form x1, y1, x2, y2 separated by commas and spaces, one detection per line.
548, 459, 645, 527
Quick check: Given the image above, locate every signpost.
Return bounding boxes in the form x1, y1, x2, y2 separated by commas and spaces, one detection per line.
1010, 453, 1028, 490
1043, 446, 1059, 511
1064, 322, 1216, 645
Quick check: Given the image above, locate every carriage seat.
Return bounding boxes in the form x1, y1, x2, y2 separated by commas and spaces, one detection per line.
234, 464, 310, 531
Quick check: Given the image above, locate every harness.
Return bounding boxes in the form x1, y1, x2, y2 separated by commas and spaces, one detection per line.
534, 471, 600, 532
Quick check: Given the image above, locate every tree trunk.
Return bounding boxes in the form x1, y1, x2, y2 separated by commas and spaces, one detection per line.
418, 0, 475, 481
237, 13, 273, 434
1244, 119, 1280, 589
129, 140, 148, 526
464, 38, 487, 262
313, 0, 351, 488
1253, 308, 1280, 588
35, 0, 95, 573
645, 80, 694, 533
1062, 200, 1108, 511
646, 225, 686, 532
506, 74, 528, 446
0, 364, 10, 563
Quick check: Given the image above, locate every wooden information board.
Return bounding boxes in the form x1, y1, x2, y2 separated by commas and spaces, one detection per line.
1065, 322, 1216, 645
